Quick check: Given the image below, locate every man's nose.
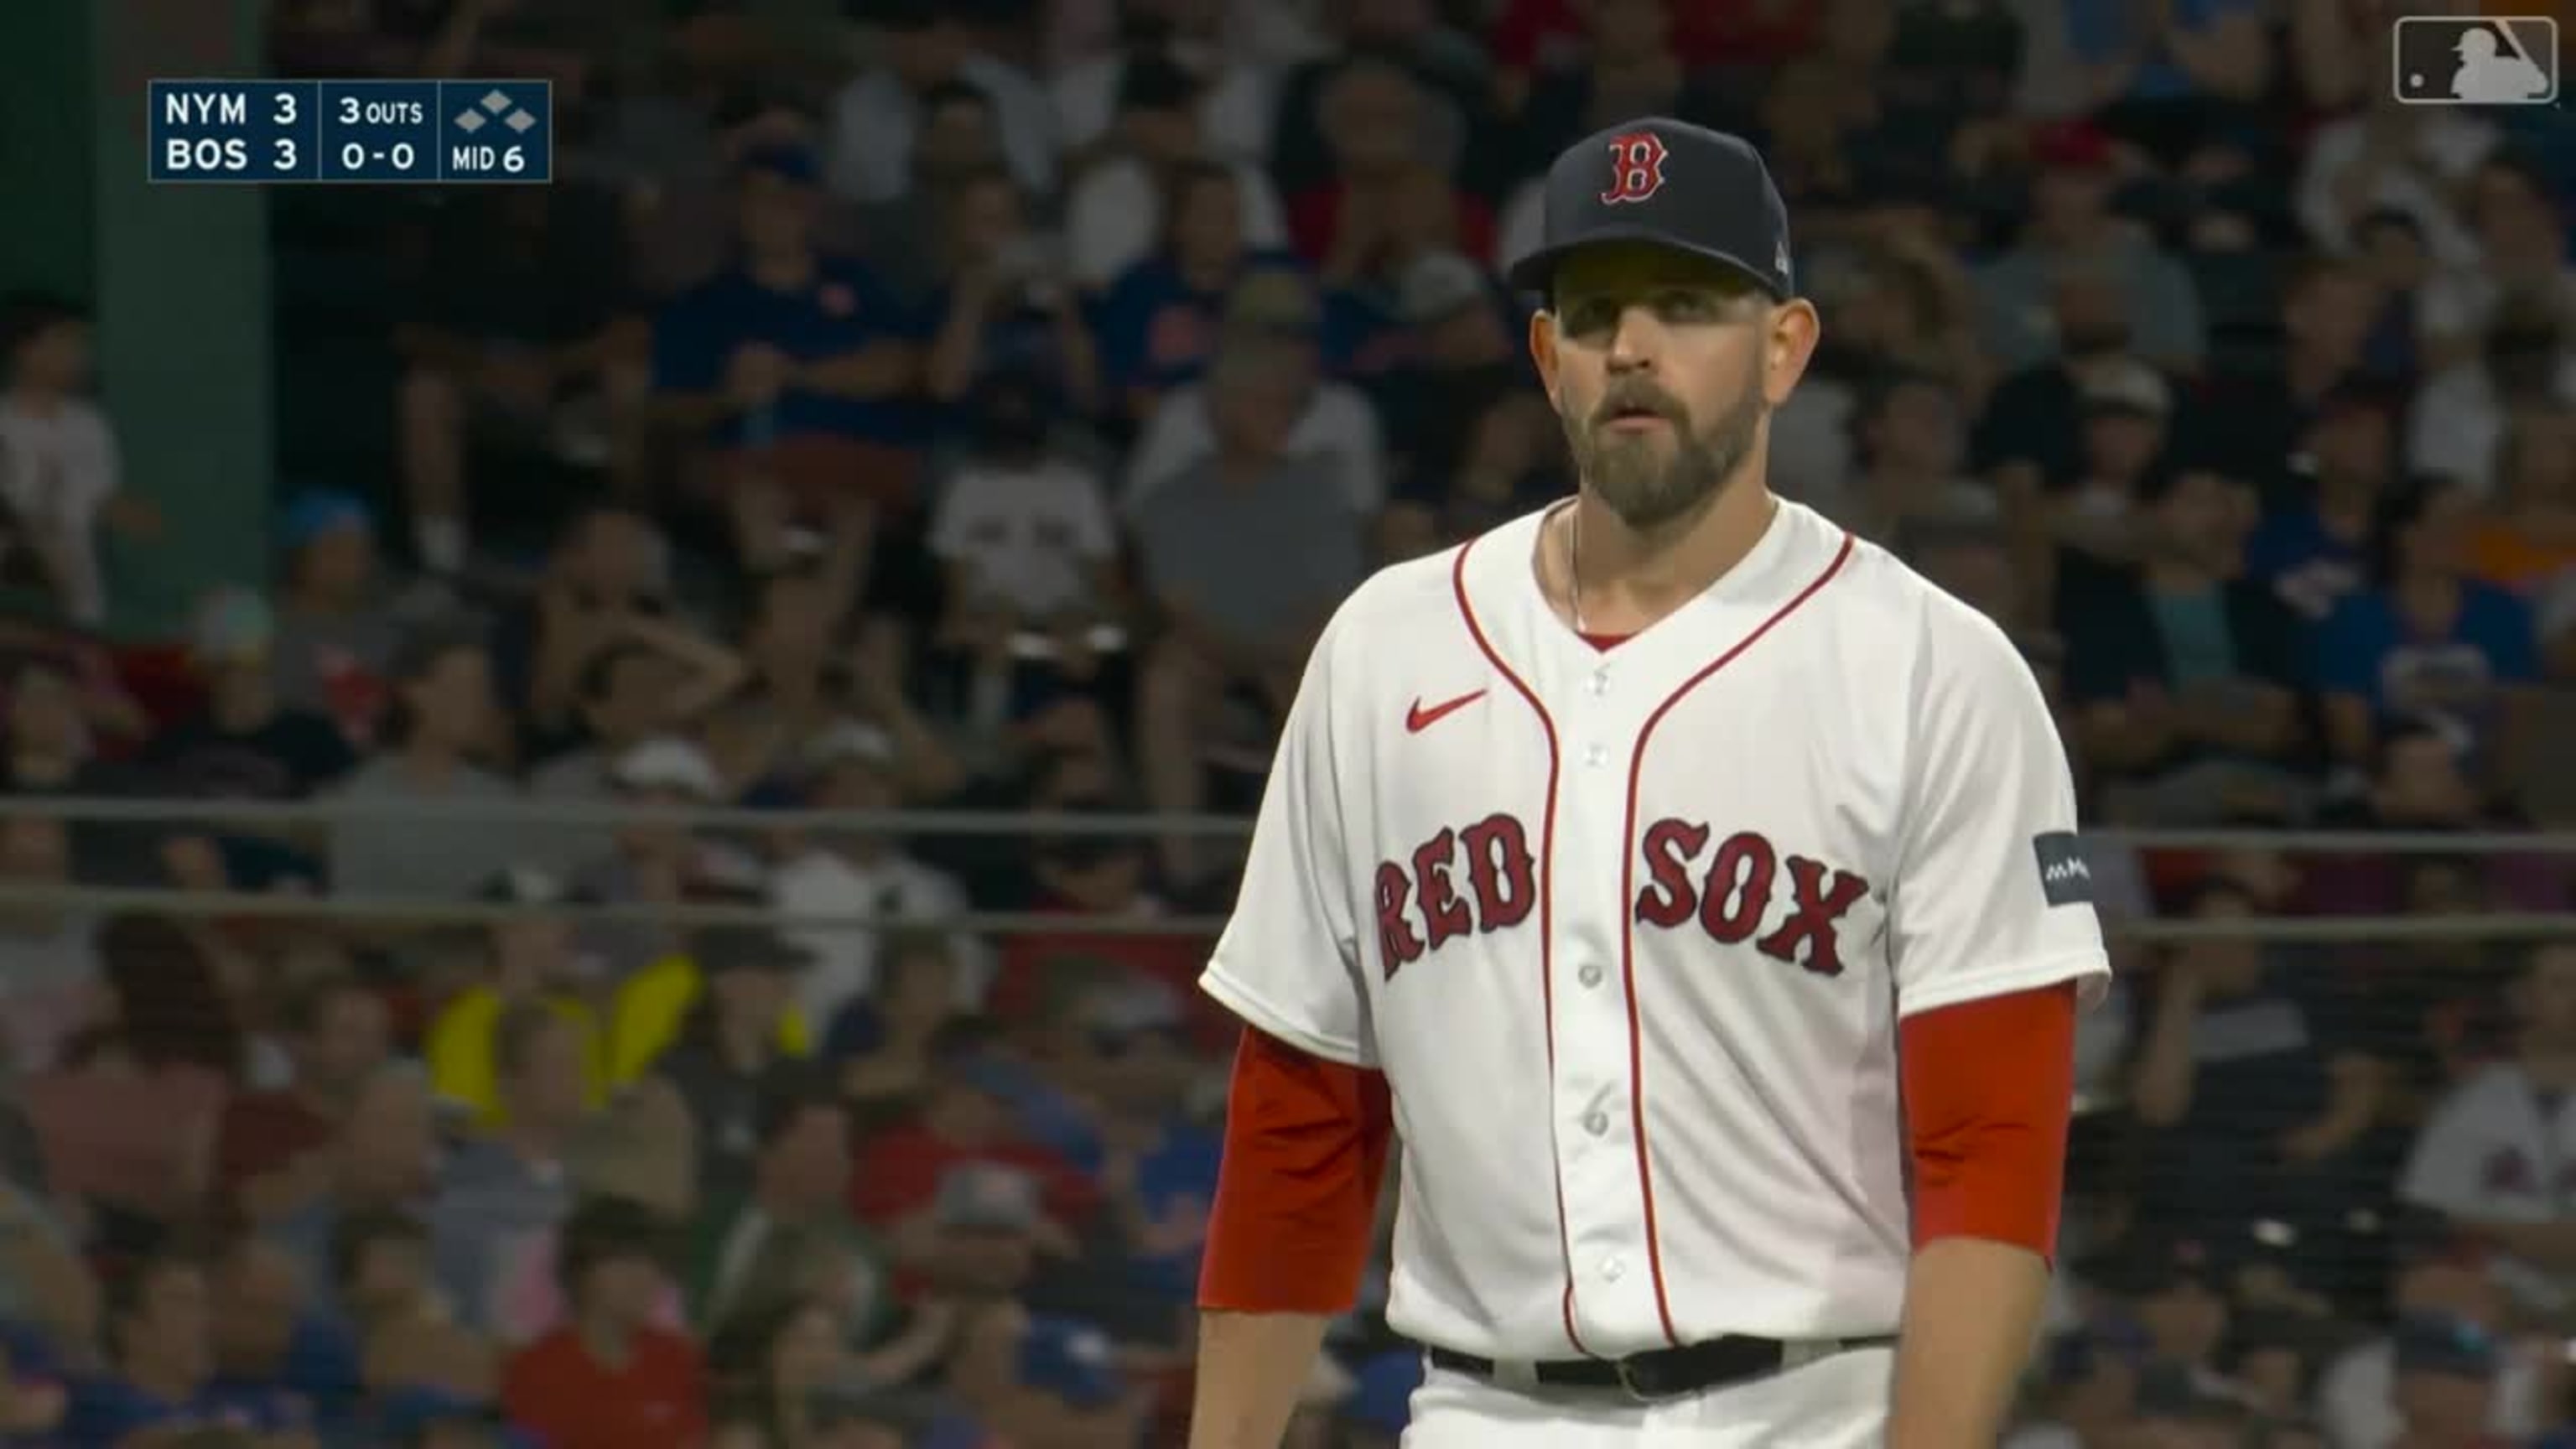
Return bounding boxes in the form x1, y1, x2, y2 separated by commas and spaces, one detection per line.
1602, 309, 1665, 372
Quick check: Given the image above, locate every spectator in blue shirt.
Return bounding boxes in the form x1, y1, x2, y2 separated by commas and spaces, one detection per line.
65, 1246, 315, 1449
372, 1388, 527, 1449
1077, 984, 1220, 1311
944, 1314, 1140, 1449
1092, 161, 1302, 430
2245, 391, 2397, 628
205, 1239, 357, 1437
0, 1322, 67, 1446
918, 169, 1102, 424
2319, 473, 2540, 782
2064, 0, 2270, 118
652, 145, 931, 530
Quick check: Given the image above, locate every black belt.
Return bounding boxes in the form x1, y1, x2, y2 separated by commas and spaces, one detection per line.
1425, 1333, 1896, 1401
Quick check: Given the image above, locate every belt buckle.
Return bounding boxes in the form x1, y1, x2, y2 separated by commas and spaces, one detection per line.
1613, 1354, 1682, 1403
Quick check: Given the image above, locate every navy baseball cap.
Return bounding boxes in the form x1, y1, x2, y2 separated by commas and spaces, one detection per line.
740, 142, 818, 186
2392, 1313, 2501, 1379
278, 490, 374, 549
1505, 117, 1794, 303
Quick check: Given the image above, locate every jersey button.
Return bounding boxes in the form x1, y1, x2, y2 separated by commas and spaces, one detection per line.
1601, 1257, 1625, 1281
1582, 1111, 1610, 1137
1583, 743, 1609, 767
1587, 669, 1608, 697
1576, 963, 1604, 988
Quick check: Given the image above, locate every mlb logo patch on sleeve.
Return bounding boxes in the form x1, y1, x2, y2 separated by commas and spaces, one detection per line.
2032, 832, 2094, 906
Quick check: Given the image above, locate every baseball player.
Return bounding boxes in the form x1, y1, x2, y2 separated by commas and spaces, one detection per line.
1185, 119, 2111, 1447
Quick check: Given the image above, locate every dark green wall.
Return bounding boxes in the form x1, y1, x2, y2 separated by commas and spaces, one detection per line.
4, 0, 274, 637
0, 0, 98, 304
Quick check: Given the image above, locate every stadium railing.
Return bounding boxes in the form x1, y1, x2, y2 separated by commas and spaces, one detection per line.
4, 795, 2572, 943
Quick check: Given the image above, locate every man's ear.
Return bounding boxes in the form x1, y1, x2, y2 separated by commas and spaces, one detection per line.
1528, 307, 1561, 411
1761, 297, 1822, 408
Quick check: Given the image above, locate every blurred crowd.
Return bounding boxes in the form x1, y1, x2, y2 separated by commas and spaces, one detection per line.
0, 0, 2572, 1445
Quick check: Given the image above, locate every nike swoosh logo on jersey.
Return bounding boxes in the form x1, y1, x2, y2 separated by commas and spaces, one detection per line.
1405, 689, 1487, 733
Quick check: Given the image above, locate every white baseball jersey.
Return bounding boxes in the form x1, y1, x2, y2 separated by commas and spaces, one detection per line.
2403, 1062, 2576, 1220
1202, 498, 2111, 1362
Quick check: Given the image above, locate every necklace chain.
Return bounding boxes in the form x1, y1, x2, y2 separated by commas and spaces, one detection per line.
1567, 507, 1586, 636
1566, 495, 1781, 638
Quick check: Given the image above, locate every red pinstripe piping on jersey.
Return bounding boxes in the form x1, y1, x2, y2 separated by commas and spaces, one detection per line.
1619, 529, 1857, 1348
1448, 527, 1594, 1359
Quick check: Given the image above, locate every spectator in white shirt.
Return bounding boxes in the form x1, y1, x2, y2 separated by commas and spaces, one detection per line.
767, 721, 986, 1026
2399, 941, 2576, 1298
930, 370, 1124, 679
0, 814, 101, 1075
1062, 50, 1288, 293
826, 0, 1059, 206
0, 294, 161, 626
2418, 149, 2576, 373
1051, 2, 1282, 165
2407, 313, 2576, 497
2293, 92, 2494, 269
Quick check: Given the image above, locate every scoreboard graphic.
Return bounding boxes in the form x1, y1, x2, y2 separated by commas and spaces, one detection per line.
148, 80, 553, 184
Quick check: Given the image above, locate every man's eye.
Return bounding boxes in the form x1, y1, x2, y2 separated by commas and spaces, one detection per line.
1560, 293, 1727, 334
1562, 303, 1618, 335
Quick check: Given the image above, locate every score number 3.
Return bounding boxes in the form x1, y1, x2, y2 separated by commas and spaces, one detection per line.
276, 90, 300, 170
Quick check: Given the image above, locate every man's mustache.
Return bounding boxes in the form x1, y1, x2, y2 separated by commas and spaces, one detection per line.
1592, 386, 1684, 426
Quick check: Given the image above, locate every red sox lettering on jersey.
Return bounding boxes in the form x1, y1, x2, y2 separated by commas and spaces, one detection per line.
1379, 818, 1868, 979
1202, 500, 2111, 1364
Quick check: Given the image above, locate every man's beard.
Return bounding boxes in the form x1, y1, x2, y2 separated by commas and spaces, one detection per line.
2059, 323, 2128, 361
1561, 378, 1765, 532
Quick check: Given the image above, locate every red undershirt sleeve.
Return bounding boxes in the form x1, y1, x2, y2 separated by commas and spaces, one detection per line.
1198, 1026, 1394, 1314
1898, 981, 2078, 1259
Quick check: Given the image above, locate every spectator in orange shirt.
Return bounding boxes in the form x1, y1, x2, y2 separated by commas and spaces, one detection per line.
498, 1196, 707, 1449
2464, 408, 2576, 600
